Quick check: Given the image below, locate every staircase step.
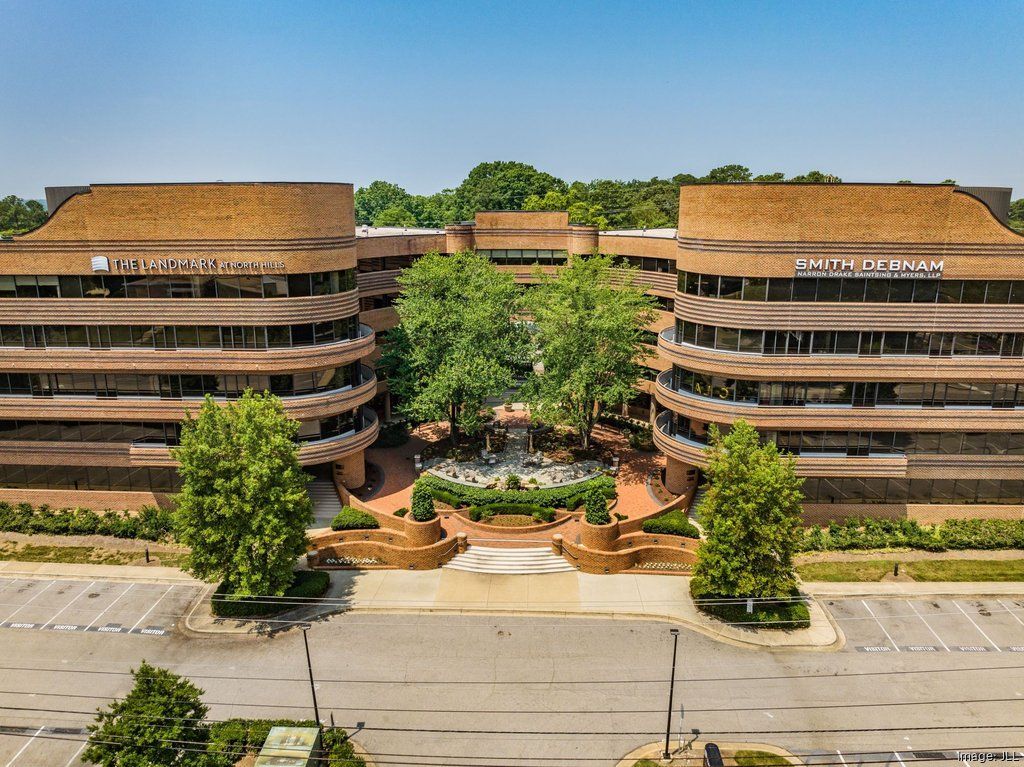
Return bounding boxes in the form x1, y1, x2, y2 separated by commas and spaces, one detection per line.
443, 545, 575, 574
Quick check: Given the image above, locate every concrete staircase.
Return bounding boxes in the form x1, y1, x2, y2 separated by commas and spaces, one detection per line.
308, 480, 343, 528
444, 545, 576, 575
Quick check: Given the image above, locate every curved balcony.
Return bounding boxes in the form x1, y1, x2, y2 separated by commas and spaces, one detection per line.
653, 410, 909, 478
0, 324, 375, 374
0, 408, 380, 469
0, 365, 378, 422
657, 327, 1024, 382
0, 290, 360, 325
673, 293, 1024, 333
654, 369, 1024, 431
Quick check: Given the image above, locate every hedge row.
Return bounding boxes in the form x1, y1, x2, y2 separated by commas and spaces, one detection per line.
418, 474, 616, 510
211, 570, 330, 618
330, 507, 380, 531
209, 717, 364, 766
0, 502, 173, 541
467, 503, 556, 523
799, 517, 1024, 552
642, 510, 700, 538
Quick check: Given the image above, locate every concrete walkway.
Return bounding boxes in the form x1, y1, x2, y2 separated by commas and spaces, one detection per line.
0, 560, 201, 584
188, 568, 840, 649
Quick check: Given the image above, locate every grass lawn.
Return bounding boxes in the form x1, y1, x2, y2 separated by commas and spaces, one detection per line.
797, 560, 894, 582
904, 559, 1024, 581
734, 750, 791, 766
0, 542, 188, 567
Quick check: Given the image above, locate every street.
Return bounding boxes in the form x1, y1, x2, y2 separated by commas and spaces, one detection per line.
0, 581, 1021, 766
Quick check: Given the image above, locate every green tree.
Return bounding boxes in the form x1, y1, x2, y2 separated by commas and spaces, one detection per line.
380, 251, 525, 440
84, 662, 218, 767
1009, 198, 1024, 233
372, 205, 418, 227
173, 391, 312, 597
523, 188, 609, 228
788, 170, 842, 183
453, 161, 566, 220
0, 195, 47, 235
523, 253, 657, 448
753, 172, 786, 182
701, 164, 753, 183
691, 420, 804, 600
354, 180, 412, 224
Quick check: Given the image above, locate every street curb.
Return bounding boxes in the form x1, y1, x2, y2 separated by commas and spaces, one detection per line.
616, 739, 803, 767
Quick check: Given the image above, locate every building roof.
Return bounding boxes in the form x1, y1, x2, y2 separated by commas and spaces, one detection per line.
357, 225, 444, 237
599, 228, 677, 238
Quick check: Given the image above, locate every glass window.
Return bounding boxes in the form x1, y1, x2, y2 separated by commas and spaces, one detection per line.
985, 281, 1012, 304
214, 277, 240, 298
718, 276, 743, 300
742, 277, 767, 301
14, 276, 37, 298
960, 280, 987, 303
864, 278, 890, 302
911, 280, 939, 303
766, 278, 791, 302
58, 276, 83, 298
237, 276, 262, 298
262, 275, 287, 298
840, 278, 865, 302
937, 280, 963, 303
0, 277, 15, 298
287, 274, 311, 297
888, 279, 914, 303
815, 279, 841, 302
791, 278, 817, 302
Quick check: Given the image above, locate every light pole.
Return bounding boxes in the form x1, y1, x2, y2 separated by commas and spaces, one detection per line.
663, 628, 680, 760
300, 624, 321, 727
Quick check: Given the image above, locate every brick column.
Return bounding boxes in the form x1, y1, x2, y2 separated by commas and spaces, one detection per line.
664, 455, 691, 496
333, 451, 366, 489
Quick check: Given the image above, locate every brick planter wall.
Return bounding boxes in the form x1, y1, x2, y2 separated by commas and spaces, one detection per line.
404, 514, 442, 547
579, 517, 619, 550
308, 537, 458, 570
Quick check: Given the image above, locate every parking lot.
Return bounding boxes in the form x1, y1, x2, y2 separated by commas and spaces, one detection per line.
828, 597, 1024, 653
0, 578, 203, 638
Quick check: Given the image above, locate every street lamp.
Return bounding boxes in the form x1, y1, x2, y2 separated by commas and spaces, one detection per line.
663, 628, 680, 760
300, 624, 321, 727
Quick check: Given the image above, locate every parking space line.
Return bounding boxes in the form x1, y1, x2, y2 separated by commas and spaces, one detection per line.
998, 599, 1024, 627
5, 726, 43, 767
894, 752, 907, 767
41, 580, 95, 629
861, 599, 900, 652
63, 741, 86, 767
954, 601, 1002, 652
906, 600, 950, 652
835, 751, 847, 766
84, 584, 135, 631
0, 580, 54, 623
129, 585, 175, 631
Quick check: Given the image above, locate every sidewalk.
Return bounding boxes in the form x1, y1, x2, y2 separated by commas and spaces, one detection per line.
0, 560, 201, 585
804, 580, 1024, 598
188, 569, 841, 650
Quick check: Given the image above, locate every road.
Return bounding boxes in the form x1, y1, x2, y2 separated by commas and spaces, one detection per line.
0, 579, 1021, 766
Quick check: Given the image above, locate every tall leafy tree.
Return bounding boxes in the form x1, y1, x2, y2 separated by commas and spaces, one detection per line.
380, 251, 525, 440
373, 205, 418, 227
523, 253, 657, 448
453, 161, 566, 220
691, 420, 804, 600
0, 195, 47, 235
84, 662, 218, 767
354, 180, 413, 224
173, 391, 312, 597
1010, 198, 1024, 233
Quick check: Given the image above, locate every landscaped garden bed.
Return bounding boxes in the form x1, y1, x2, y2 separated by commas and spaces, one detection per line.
641, 509, 700, 538
692, 592, 811, 630
418, 473, 616, 511
211, 570, 330, 619
799, 517, 1024, 552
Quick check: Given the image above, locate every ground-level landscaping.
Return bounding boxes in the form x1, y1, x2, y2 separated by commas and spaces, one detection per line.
798, 557, 1024, 582
210, 570, 330, 618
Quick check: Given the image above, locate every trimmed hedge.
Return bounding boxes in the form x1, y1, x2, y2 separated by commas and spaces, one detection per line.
330, 507, 380, 531
799, 517, 1024, 553
410, 484, 437, 522
417, 474, 615, 510
209, 717, 364, 766
692, 589, 811, 630
467, 503, 556, 523
584, 489, 611, 526
0, 502, 173, 541
211, 571, 330, 618
642, 510, 700, 538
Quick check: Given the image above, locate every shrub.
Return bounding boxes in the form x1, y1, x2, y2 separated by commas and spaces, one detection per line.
394, 507, 409, 517
627, 427, 655, 452
642, 510, 700, 538
428, 488, 465, 508
939, 518, 1024, 550
691, 586, 811, 630
410, 484, 437, 522
417, 474, 615, 510
0, 501, 173, 541
209, 718, 364, 766
210, 570, 330, 618
467, 503, 556, 523
505, 473, 522, 490
331, 507, 380, 531
584, 490, 611, 526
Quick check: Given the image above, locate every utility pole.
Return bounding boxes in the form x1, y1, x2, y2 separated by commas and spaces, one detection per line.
663, 628, 680, 760
301, 625, 321, 727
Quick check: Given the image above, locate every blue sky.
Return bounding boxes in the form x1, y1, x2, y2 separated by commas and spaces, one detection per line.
3, 0, 1022, 199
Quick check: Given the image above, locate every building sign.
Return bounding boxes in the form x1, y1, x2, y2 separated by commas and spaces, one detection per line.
90, 256, 286, 273
794, 258, 944, 278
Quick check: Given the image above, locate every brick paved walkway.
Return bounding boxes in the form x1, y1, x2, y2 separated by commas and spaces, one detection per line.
363, 413, 667, 545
